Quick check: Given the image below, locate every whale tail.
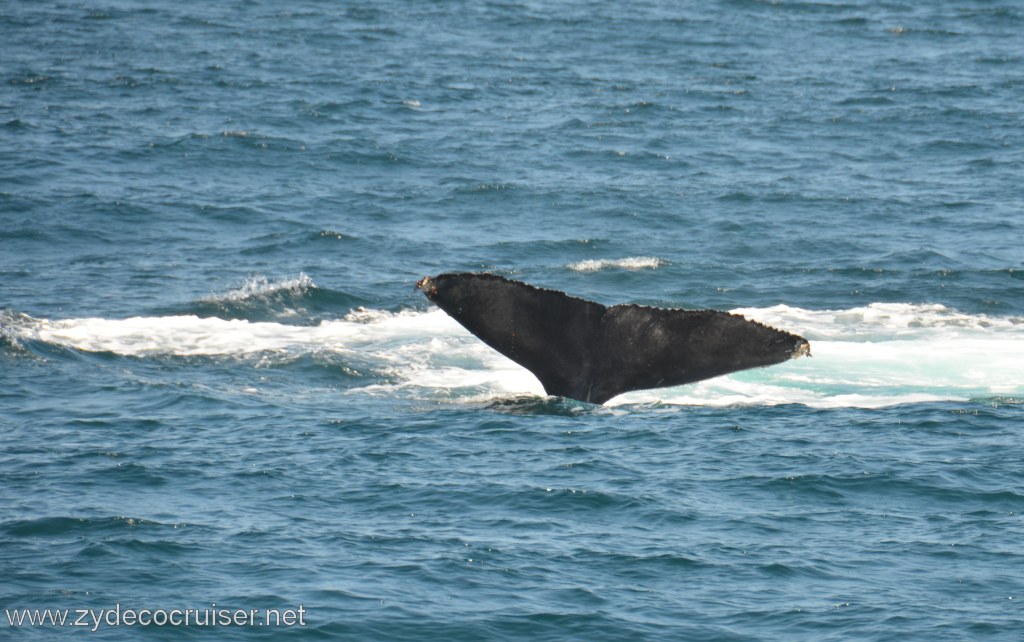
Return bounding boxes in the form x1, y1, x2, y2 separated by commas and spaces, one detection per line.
417, 272, 810, 404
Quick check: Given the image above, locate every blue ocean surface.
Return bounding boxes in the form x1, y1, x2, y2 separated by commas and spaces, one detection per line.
2, 1, 1023, 639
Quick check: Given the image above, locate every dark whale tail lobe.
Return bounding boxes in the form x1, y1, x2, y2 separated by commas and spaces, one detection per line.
417, 273, 810, 404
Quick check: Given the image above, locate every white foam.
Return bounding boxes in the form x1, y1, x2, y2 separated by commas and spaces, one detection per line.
6, 303, 1023, 409
17, 308, 450, 357
730, 302, 1023, 340
567, 257, 666, 272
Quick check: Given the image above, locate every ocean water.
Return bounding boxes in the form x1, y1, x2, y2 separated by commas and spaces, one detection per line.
2, 0, 1023, 639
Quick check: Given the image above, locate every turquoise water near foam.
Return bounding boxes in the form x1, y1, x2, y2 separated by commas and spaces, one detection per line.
2, 1, 1024, 639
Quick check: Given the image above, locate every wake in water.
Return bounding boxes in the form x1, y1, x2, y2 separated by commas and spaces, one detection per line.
2, 277, 1021, 409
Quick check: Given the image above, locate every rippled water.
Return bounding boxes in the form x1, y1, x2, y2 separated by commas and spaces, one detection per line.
2, 1, 1023, 640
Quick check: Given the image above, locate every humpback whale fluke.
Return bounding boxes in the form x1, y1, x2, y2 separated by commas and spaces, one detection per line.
417, 272, 810, 404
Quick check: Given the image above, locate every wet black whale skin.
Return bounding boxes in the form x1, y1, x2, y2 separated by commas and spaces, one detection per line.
418, 272, 809, 404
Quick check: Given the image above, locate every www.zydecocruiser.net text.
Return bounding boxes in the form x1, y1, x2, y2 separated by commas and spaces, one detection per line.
5, 604, 306, 632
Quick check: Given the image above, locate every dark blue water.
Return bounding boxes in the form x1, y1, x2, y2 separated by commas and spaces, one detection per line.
3, 1, 1023, 639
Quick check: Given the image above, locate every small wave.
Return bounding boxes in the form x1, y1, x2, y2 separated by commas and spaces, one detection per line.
179, 273, 364, 325
1, 515, 177, 537
316, 230, 356, 241
485, 395, 588, 416
0, 310, 36, 353
209, 273, 315, 303
567, 257, 667, 272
